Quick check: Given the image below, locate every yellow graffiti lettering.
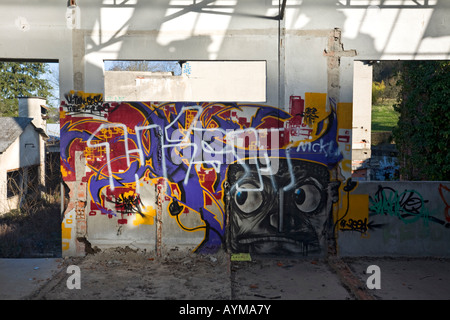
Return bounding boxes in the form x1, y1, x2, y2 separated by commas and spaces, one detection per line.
61, 222, 72, 239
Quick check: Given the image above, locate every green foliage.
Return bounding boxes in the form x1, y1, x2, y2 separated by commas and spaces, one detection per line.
372, 61, 402, 105
392, 61, 450, 181
372, 80, 386, 104
0, 62, 54, 117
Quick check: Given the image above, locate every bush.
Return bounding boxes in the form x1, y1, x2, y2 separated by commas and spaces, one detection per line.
0, 194, 62, 258
393, 61, 450, 180
372, 80, 386, 104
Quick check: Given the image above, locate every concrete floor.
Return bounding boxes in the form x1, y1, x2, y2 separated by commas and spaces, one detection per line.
2, 252, 450, 301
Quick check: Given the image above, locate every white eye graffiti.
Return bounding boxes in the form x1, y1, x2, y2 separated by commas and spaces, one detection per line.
234, 183, 264, 214
293, 184, 322, 213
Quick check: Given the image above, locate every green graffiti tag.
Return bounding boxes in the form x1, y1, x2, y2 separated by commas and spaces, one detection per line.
369, 186, 432, 226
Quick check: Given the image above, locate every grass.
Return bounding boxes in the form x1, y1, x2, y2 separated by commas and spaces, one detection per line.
372, 99, 400, 132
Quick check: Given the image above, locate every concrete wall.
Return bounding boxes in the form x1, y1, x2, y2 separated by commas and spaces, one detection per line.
1, 1, 449, 104
59, 92, 352, 256
337, 181, 450, 257
1, 0, 449, 256
104, 61, 267, 102
1, 1, 449, 151
60, 95, 450, 257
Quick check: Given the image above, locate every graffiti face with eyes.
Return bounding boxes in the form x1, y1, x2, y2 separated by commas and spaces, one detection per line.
228, 159, 340, 255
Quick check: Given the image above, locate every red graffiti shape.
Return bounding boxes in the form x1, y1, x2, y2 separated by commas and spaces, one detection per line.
439, 184, 450, 222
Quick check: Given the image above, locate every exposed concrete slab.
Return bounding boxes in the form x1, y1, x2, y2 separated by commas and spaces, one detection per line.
3, 252, 450, 301
0, 258, 63, 300
344, 257, 450, 300
231, 256, 353, 300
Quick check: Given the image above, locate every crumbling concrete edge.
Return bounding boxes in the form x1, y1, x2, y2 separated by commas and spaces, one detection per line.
326, 255, 377, 300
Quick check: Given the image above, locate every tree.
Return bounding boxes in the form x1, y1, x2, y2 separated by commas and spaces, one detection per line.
393, 61, 450, 180
372, 61, 402, 104
0, 62, 54, 117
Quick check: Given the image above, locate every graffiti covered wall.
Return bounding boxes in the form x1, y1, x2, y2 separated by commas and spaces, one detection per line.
336, 181, 450, 256
60, 91, 352, 256
59, 91, 450, 257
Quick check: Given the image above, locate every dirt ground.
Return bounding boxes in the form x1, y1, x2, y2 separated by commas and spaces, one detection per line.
19, 248, 450, 302
29, 247, 232, 300
27, 247, 357, 300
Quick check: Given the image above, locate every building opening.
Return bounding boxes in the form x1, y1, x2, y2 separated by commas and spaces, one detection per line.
353, 60, 449, 182
351, 60, 401, 182
0, 60, 61, 258
103, 59, 267, 102
369, 60, 401, 181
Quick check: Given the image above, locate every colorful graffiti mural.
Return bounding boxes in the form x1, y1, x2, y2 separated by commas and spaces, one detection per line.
60, 91, 350, 255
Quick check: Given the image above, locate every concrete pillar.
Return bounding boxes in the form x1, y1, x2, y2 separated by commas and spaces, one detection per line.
352, 61, 372, 173
18, 97, 47, 190
18, 97, 47, 131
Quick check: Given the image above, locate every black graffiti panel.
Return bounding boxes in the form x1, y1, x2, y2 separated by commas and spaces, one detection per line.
228, 159, 334, 255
